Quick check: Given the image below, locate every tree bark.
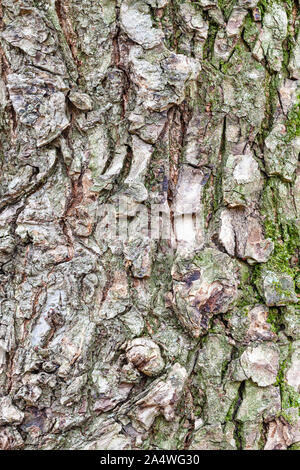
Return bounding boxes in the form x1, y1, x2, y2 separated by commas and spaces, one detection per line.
0, 0, 299, 450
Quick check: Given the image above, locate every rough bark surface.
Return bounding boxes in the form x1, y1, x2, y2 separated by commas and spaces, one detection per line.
0, 0, 299, 450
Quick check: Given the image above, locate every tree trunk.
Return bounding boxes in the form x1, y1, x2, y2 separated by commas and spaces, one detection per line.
0, 0, 299, 450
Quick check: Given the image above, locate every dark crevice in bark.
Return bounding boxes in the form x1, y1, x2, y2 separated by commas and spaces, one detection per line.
55, 0, 81, 73
0, 154, 59, 214
232, 381, 246, 450
212, 115, 226, 215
